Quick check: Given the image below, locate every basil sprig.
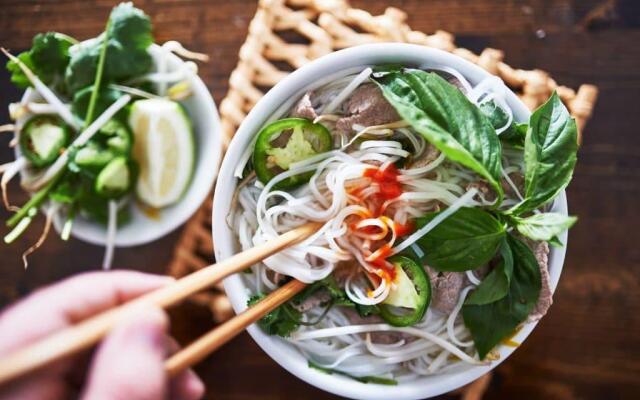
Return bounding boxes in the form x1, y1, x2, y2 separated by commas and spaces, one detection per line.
509, 92, 578, 215
373, 70, 504, 205
373, 71, 579, 359
462, 234, 541, 359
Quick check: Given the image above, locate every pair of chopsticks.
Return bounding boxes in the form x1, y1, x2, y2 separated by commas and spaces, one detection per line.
0, 223, 319, 386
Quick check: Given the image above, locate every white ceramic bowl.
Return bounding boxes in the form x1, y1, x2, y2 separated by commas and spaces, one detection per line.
18, 44, 222, 247
213, 44, 567, 400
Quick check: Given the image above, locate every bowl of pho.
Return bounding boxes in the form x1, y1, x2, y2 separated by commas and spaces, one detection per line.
2, 3, 222, 268
213, 43, 577, 400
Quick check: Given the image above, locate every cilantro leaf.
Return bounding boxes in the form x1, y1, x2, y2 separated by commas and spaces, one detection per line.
30, 32, 74, 83
66, 3, 153, 92
6, 32, 74, 89
248, 294, 301, 337
6, 52, 35, 89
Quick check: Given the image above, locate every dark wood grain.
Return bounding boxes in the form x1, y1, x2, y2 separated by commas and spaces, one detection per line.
0, 1, 638, 399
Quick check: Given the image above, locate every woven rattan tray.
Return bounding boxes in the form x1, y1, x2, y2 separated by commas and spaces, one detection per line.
167, 0, 598, 395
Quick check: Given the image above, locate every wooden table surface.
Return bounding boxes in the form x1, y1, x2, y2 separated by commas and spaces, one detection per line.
0, 1, 638, 399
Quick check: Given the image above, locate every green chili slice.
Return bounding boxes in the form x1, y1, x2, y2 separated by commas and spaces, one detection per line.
19, 115, 70, 167
95, 157, 131, 198
379, 256, 431, 327
253, 118, 332, 189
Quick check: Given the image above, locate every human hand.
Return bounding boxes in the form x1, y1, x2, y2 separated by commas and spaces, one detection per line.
0, 271, 204, 400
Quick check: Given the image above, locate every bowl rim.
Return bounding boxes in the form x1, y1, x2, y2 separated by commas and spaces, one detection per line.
213, 43, 568, 400
18, 42, 223, 247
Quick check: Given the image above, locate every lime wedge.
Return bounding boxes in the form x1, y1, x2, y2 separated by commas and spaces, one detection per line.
129, 99, 194, 208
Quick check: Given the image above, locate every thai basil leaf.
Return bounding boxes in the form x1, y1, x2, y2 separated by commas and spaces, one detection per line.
548, 235, 564, 248
66, 3, 153, 91
415, 207, 505, 271
373, 71, 504, 204
465, 239, 514, 305
479, 100, 528, 148
501, 122, 528, 148
371, 64, 403, 75
509, 92, 578, 215
462, 234, 541, 359
513, 212, 577, 242
479, 100, 509, 131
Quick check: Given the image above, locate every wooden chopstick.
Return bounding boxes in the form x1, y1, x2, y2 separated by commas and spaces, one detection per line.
0, 222, 320, 386
165, 279, 307, 376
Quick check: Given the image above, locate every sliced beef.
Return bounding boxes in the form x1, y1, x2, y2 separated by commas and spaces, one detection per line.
335, 84, 400, 134
426, 267, 466, 314
332, 260, 359, 286
291, 91, 318, 120
292, 290, 332, 313
466, 180, 498, 203
500, 172, 525, 199
407, 143, 440, 169
526, 240, 552, 322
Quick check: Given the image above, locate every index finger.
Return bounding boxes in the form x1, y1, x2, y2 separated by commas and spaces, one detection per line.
0, 270, 173, 355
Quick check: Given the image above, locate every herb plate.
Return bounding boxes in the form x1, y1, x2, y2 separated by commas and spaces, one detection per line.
17, 44, 222, 247
213, 44, 568, 400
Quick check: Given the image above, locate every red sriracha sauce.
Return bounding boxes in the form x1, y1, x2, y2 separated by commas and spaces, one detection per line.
368, 243, 396, 281
394, 220, 415, 237
363, 164, 402, 201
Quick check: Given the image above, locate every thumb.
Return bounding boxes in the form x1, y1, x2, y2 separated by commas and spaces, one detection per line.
81, 307, 169, 400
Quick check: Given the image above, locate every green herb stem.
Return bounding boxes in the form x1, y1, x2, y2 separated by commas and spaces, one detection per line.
83, 25, 110, 129
7, 173, 63, 228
